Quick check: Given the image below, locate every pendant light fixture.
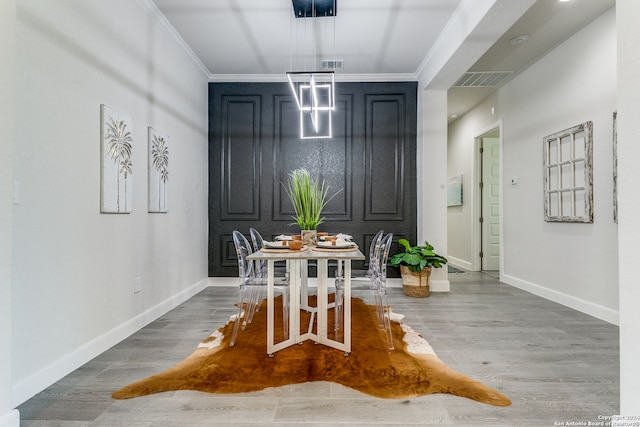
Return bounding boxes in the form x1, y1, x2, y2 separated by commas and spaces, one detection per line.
287, 0, 337, 139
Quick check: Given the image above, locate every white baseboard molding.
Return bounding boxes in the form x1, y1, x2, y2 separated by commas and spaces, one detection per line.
0, 409, 19, 427
386, 278, 450, 292
12, 278, 209, 407
208, 277, 237, 287
386, 278, 402, 288
501, 273, 619, 325
428, 279, 450, 292
446, 255, 474, 272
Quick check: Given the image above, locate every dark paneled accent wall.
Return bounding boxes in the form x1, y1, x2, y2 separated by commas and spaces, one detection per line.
209, 82, 417, 277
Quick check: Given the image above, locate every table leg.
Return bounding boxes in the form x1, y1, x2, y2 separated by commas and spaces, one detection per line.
267, 259, 301, 356
300, 259, 310, 311
343, 260, 352, 354
289, 259, 301, 345
316, 259, 328, 340
266, 260, 275, 356
264, 254, 355, 356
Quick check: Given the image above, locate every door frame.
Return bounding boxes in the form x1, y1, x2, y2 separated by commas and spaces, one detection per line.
472, 119, 504, 273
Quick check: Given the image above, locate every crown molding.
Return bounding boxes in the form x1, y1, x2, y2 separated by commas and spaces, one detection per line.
415, 0, 483, 86
208, 73, 418, 83
137, 0, 210, 79
209, 74, 288, 83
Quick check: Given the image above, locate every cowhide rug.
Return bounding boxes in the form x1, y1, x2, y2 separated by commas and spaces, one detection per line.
113, 296, 510, 406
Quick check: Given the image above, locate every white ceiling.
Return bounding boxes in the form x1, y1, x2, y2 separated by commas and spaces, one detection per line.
151, 0, 614, 121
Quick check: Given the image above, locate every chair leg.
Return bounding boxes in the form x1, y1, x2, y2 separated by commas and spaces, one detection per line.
373, 290, 384, 328
230, 287, 247, 347
381, 290, 394, 350
244, 285, 261, 327
254, 286, 266, 313
370, 278, 384, 328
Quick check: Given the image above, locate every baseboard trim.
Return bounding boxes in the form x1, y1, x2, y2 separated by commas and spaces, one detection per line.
385, 278, 402, 288
428, 279, 450, 292
0, 409, 19, 427
208, 277, 237, 287
501, 273, 619, 325
12, 278, 209, 406
446, 255, 474, 272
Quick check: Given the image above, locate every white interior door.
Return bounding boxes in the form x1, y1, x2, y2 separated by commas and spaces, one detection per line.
482, 137, 500, 271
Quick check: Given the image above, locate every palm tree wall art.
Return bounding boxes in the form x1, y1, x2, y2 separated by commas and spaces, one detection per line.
148, 127, 169, 213
101, 104, 133, 213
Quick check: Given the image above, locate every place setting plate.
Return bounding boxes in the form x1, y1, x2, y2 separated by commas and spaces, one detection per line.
263, 241, 291, 249
313, 234, 358, 252
318, 233, 353, 241
261, 240, 307, 253
316, 241, 356, 249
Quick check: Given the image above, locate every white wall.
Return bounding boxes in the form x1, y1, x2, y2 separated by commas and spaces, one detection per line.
447, 7, 618, 324
417, 90, 450, 291
1, 0, 19, 424
616, 0, 640, 413
12, 0, 209, 405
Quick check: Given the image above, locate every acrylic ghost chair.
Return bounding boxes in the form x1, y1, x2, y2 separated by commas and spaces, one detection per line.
334, 232, 394, 350
249, 227, 290, 279
246, 227, 290, 321
230, 230, 290, 347
349, 229, 384, 281
336, 229, 385, 327
333, 229, 384, 332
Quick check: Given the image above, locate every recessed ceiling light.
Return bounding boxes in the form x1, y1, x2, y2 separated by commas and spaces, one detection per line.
509, 34, 530, 46
559, 0, 572, 2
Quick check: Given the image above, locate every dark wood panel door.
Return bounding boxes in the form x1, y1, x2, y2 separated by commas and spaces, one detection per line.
209, 82, 417, 277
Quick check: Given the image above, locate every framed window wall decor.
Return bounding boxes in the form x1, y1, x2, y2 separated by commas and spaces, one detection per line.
543, 121, 593, 223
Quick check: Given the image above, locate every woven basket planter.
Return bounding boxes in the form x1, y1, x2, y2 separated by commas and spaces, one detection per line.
401, 265, 432, 297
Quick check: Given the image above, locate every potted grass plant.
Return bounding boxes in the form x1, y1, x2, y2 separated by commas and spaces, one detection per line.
390, 239, 448, 297
284, 168, 338, 244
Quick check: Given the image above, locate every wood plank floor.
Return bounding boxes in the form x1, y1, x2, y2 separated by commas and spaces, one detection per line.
18, 272, 619, 426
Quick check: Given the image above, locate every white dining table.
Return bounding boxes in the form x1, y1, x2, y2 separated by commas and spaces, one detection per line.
247, 245, 365, 356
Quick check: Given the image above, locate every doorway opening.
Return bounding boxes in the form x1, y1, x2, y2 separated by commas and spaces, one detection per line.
474, 123, 502, 275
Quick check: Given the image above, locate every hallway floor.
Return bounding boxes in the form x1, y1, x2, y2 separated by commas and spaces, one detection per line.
18, 272, 619, 426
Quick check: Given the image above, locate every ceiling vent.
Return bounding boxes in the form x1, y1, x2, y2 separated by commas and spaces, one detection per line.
322, 59, 343, 70
452, 71, 513, 88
